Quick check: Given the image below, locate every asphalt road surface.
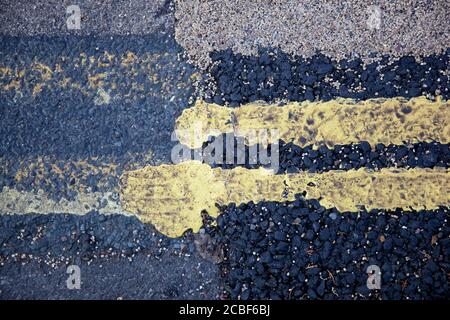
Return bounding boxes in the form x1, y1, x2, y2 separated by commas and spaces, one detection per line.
0, 0, 448, 300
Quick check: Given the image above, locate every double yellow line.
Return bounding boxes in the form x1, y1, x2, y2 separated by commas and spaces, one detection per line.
0, 92, 448, 237
120, 96, 449, 237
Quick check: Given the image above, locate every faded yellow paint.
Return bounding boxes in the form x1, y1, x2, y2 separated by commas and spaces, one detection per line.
0, 66, 12, 77
0, 52, 190, 101
12, 157, 119, 193
175, 97, 449, 149
120, 161, 449, 237
88, 72, 108, 89
33, 63, 53, 81
121, 52, 137, 67
32, 83, 44, 96
0, 187, 125, 216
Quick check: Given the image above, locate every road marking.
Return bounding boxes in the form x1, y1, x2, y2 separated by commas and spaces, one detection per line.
10, 157, 119, 194
0, 51, 198, 102
120, 161, 449, 237
175, 96, 449, 149
0, 187, 125, 216
0, 154, 153, 217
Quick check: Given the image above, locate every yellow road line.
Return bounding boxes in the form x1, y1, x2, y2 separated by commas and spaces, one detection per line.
120, 161, 449, 237
0, 151, 154, 195
175, 96, 449, 149
0, 153, 153, 216
0, 188, 125, 216
10, 157, 119, 194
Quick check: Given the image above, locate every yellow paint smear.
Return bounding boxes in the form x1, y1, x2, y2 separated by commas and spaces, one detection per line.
88, 72, 108, 89
0, 67, 12, 77
121, 52, 137, 67
175, 97, 449, 149
32, 83, 44, 96
120, 161, 449, 237
33, 63, 53, 81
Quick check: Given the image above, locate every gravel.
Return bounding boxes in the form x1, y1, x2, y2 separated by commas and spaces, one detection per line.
0, 0, 174, 36
205, 137, 449, 173
200, 49, 449, 106
175, 0, 450, 69
206, 198, 449, 300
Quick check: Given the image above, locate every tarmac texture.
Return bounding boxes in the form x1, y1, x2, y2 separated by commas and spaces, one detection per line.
0, 0, 448, 300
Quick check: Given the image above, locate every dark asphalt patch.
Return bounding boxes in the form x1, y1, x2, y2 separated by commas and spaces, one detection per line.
0, 251, 220, 300
206, 198, 449, 300
0, 35, 198, 162
200, 136, 449, 173
201, 48, 449, 106
0, 211, 221, 299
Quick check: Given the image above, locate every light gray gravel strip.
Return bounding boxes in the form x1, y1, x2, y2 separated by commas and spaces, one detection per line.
175, 0, 450, 68
0, 0, 173, 36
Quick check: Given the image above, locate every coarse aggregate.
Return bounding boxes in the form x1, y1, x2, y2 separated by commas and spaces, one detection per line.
201, 49, 449, 107
206, 198, 449, 300
203, 136, 449, 173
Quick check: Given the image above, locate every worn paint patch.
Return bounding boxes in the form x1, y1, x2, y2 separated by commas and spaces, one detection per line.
175, 97, 449, 149
94, 88, 112, 105
120, 161, 449, 237
0, 152, 157, 217
0, 187, 125, 216
0, 51, 196, 102
10, 157, 119, 194
1, 152, 154, 201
